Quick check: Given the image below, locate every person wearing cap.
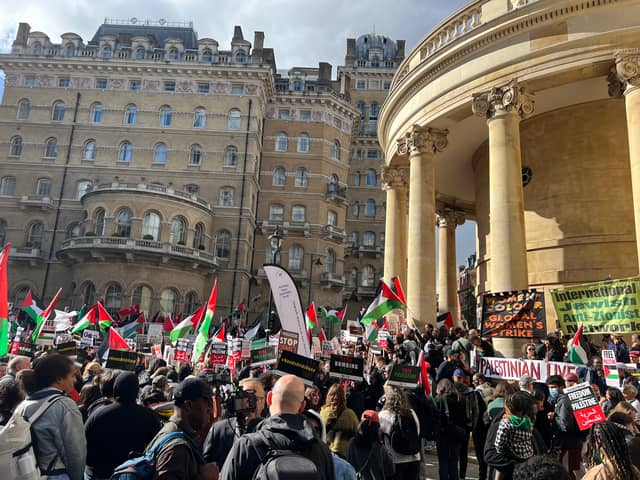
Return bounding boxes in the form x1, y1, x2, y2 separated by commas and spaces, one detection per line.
545, 333, 566, 362
436, 346, 463, 383
150, 377, 219, 480
565, 373, 579, 388
519, 375, 535, 394
347, 410, 394, 480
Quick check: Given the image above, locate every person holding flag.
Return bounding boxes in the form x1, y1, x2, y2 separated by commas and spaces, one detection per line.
192, 279, 218, 364
0, 243, 10, 357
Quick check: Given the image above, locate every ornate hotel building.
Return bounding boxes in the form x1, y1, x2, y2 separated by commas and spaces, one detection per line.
378, 0, 640, 354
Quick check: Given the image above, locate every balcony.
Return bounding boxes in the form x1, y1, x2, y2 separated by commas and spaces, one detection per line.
18, 195, 55, 210
344, 241, 358, 257
320, 272, 346, 288
357, 285, 377, 297
57, 236, 222, 271
283, 221, 311, 237
322, 225, 346, 242
358, 245, 383, 258
325, 186, 348, 206
9, 246, 43, 266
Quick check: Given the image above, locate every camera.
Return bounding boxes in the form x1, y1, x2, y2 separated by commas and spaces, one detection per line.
226, 388, 257, 416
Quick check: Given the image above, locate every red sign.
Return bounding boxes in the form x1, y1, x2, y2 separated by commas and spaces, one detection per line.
278, 330, 299, 354
209, 342, 227, 365
566, 383, 606, 430
174, 350, 187, 363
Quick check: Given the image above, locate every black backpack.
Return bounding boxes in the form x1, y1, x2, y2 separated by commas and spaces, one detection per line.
252, 449, 321, 480
389, 412, 420, 455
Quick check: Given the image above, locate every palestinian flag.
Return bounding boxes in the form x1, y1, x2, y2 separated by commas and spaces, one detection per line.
170, 306, 203, 344
390, 277, 407, 306
319, 328, 327, 343
306, 302, 317, 330
361, 281, 404, 325
214, 325, 225, 342
0, 244, 10, 357
568, 324, 588, 365
71, 302, 112, 334
119, 316, 141, 339
192, 279, 218, 364
319, 306, 346, 324
109, 326, 130, 351
163, 314, 175, 334
20, 289, 42, 322
437, 312, 454, 329
32, 287, 62, 343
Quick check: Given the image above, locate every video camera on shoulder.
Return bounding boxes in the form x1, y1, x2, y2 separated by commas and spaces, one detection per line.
226, 387, 257, 416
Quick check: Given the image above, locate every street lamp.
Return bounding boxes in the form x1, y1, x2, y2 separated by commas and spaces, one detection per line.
266, 225, 284, 334
307, 254, 323, 307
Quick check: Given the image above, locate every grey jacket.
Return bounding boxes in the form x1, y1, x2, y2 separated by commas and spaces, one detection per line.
15, 388, 86, 480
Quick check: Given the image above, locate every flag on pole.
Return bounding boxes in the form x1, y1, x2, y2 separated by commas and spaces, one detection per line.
32, 287, 62, 343
436, 312, 454, 329
20, 289, 42, 323
305, 302, 317, 330
170, 306, 203, 344
319, 328, 327, 343
163, 314, 174, 333
71, 302, 112, 335
360, 281, 404, 325
319, 306, 346, 324
0, 244, 10, 357
109, 326, 130, 351
119, 316, 141, 339
417, 350, 432, 395
96, 303, 114, 334
244, 322, 261, 340
568, 324, 588, 365
391, 277, 407, 306
192, 279, 218, 364
214, 325, 225, 342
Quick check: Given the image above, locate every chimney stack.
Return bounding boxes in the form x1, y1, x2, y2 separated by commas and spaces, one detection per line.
253, 31, 264, 50
318, 62, 332, 86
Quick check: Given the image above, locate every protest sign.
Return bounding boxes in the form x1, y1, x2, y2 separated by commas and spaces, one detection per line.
565, 383, 606, 430
387, 364, 421, 389
125, 338, 137, 351
232, 338, 242, 361
175, 338, 191, 363
481, 290, 546, 339
81, 330, 100, 348
329, 354, 364, 381
274, 350, 319, 385
321, 341, 333, 359
17, 342, 36, 358
378, 330, 388, 350
242, 339, 251, 359
209, 341, 228, 365
278, 330, 299, 354
106, 350, 138, 371
147, 324, 163, 338
55, 341, 77, 357
477, 356, 579, 382
330, 337, 342, 354
312, 337, 321, 359
151, 344, 162, 358
601, 350, 620, 387
250, 346, 278, 367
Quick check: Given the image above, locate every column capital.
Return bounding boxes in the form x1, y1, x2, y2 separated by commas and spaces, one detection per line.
381, 167, 409, 190
436, 208, 465, 228
609, 49, 640, 97
472, 80, 534, 119
396, 125, 449, 156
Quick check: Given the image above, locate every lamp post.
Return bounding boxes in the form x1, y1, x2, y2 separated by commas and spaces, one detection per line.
307, 254, 323, 307
266, 225, 284, 334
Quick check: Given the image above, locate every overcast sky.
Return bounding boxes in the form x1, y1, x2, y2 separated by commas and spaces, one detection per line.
0, 0, 476, 267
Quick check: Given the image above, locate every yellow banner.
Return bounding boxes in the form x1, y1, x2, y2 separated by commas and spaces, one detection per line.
552, 278, 640, 334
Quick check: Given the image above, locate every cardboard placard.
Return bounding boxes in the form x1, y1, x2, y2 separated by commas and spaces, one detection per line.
274, 350, 319, 386
378, 330, 388, 350
566, 382, 606, 430
601, 349, 620, 387
329, 354, 364, 382
250, 346, 278, 367
481, 290, 546, 339
387, 364, 421, 389
311, 337, 321, 360
81, 330, 100, 348
241, 339, 251, 359
232, 338, 242, 361
477, 356, 579, 382
55, 341, 78, 357
278, 330, 299, 354
209, 342, 228, 365
105, 350, 138, 371
321, 341, 333, 359
16, 342, 36, 358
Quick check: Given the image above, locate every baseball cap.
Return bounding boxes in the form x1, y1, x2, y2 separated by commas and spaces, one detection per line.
565, 373, 579, 382
453, 369, 465, 378
173, 377, 213, 405
361, 409, 380, 424
630, 350, 640, 358
519, 375, 535, 385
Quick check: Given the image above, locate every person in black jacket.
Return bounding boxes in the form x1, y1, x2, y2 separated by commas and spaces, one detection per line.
435, 378, 468, 480
84, 371, 161, 480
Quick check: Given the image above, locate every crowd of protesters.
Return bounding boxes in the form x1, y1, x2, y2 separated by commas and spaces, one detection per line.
1, 324, 640, 480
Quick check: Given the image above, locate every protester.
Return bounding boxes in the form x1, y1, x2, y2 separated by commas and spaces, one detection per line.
347, 410, 394, 480
513, 455, 570, 480
546, 375, 581, 480
487, 382, 520, 421
305, 384, 322, 411
623, 384, 640, 412
494, 392, 536, 479
564, 373, 578, 388
473, 373, 496, 404
320, 383, 359, 458
1, 354, 31, 380
602, 387, 625, 415
518, 375, 535, 394
86, 369, 120, 417
77, 382, 102, 422
436, 347, 463, 383
435, 378, 468, 480
453, 368, 480, 480
609, 334, 631, 363
0, 377, 23, 425
582, 421, 640, 479
522, 343, 538, 361
15, 367, 38, 396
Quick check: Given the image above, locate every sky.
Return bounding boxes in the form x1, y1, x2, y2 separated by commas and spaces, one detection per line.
0, 0, 477, 267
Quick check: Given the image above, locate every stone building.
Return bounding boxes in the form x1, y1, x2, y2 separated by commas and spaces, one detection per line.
379, 0, 640, 354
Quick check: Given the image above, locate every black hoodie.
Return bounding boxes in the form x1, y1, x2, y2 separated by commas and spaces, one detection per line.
219, 413, 335, 480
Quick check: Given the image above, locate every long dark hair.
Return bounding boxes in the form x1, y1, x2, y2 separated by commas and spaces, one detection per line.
353, 419, 381, 446
584, 421, 639, 480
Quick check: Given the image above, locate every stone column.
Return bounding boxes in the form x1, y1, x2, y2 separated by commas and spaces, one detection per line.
611, 50, 640, 271
382, 167, 409, 287
437, 208, 465, 321
397, 126, 448, 330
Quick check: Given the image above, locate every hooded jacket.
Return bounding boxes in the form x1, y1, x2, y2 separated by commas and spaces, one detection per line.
219, 413, 335, 480
320, 405, 359, 458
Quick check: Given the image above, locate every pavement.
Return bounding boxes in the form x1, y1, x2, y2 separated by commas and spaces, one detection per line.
421, 450, 480, 480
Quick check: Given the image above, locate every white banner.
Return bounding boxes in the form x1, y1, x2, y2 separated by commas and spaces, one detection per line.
263, 264, 312, 358
477, 356, 580, 382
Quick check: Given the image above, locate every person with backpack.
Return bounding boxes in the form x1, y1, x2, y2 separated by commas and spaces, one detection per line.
0, 377, 23, 425
453, 369, 480, 480
378, 385, 421, 480
347, 410, 395, 480
435, 378, 468, 480
320, 383, 359, 458
219, 374, 335, 480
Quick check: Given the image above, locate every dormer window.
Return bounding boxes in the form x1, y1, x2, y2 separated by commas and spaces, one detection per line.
102, 45, 112, 59
168, 48, 179, 60
235, 51, 247, 63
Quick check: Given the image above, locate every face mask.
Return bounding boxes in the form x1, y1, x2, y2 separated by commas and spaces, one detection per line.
549, 388, 559, 399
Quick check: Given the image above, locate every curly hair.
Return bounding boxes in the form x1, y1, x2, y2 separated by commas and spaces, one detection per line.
513, 455, 569, 479
382, 384, 411, 416
584, 421, 639, 480
324, 383, 346, 414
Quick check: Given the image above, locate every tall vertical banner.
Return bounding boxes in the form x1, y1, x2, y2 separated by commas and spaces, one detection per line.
263, 264, 312, 358
481, 290, 546, 339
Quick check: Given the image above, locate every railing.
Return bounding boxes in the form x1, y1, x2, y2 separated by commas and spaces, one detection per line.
357, 285, 377, 296
84, 182, 211, 210
358, 245, 383, 256
10, 247, 42, 260
321, 272, 346, 286
325, 186, 348, 203
18, 195, 55, 209
322, 225, 346, 240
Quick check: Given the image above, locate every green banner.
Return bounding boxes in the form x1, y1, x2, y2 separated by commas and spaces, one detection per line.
552, 278, 640, 334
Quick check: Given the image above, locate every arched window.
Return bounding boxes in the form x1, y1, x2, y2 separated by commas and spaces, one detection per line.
364, 199, 376, 217
83, 282, 96, 306
288, 245, 304, 272
189, 144, 202, 165
215, 230, 232, 258
0, 220, 6, 247
17, 99, 30, 120
118, 141, 132, 161
201, 50, 213, 62
159, 106, 172, 127
327, 210, 337, 226
273, 167, 286, 186
9, 136, 22, 157
235, 51, 247, 63
193, 223, 205, 249
366, 169, 377, 186
75, 180, 92, 200
170, 217, 187, 244
291, 205, 306, 223
363, 231, 375, 246
52, 101, 65, 121
102, 45, 112, 59
115, 208, 132, 237
135, 47, 145, 60
142, 212, 161, 240
324, 249, 335, 273
105, 283, 123, 318
132, 285, 152, 314
65, 43, 75, 57
89, 102, 103, 123
124, 104, 137, 125
0, 177, 15, 196
193, 108, 206, 128
83, 139, 96, 160
353, 171, 361, 186
349, 268, 358, 287
224, 146, 238, 166
33, 42, 43, 55
228, 109, 241, 129
168, 48, 179, 60
219, 187, 235, 207
67, 222, 82, 238
328, 174, 338, 192
331, 140, 341, 160
94, 208, 106, 236
153, 143, 167, 164
269, 204, 284, 222
297, 134, 310, 153
183, 291, 198, 314
360, 265, 375, 287
44, 137, 57, 158
160, 289, 178, 316
353, 201, 360, 218
36, 178, 51, 196
275, 132, 288, 152
26, 222, 43, 248
294, 168, 308, 188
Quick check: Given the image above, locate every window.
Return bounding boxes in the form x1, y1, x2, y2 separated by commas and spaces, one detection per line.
185, 184, 199, 195
368, 121, 377, 135
24, 76, 35, 87
356, 80, 366, 89
278, 109, 290, 120
299, 110, 311, 121
360, 265, 375, 287
365, 199, 376, 217
118, 141, 133, 161
36, 178, 51, 196
273, 167, 286, 186
124, 104, 137, 125
33, 43, 43, 55
231, 84, 244, 95
297, 134, 310, 153
82, 282, 96, 306
135, 48, 145, 60
353, 171, 361, 186
366, 169, 377, 186
228, 109, 241, 129
9, 136, 22, 157
142, 212, 161, 240
198, 83, 210, 94
324, 249, 335, 273
170, 217, 187, 244
26, 222, 43, 248
275, 133, 288, 152
164, 81, 176, 92
224, 146, 238, 167
292, 80, 303, 92
353, 201, 360, 218
105, 284, 123, 318
327, 210, 337, 226
235, 51, 247, 63
0, 220, 7, 247
294, 168, 308, 188
356, 102, 365, 114
153, 143, 167, 164
269, 204, 284, 222
367, 149, 378, 159
193, 108, 206, 128
96, 79, 107, 89
328, 174, 338, 192
215, 230, 231, 258
288, 245, 304, 272
94, 208, 105, 236
291, 205, 306, 223
370, 103, 379, 119
58, 78, 70, 88
44, 137, 57, 158
331, 140, 341, 160
102, 46, 112, 59
201, 50, 213, 62
369, 80, 379, 89
349, 268, 358, 287
219, 187, 235, 207
160, 289, 178, 316
130, 80, 141, 91
51, 101, 65, 121
363, 231, 375, 246
17, 99, 30, 120
183, 291, 198, 314
193, 223, 205, 249
75, 180, 92, 200
168, 48, 179, 60
89, 103, 103, 123
189, 144, 202, 165
384, 81, 391, 90
0, 177, 15, 196
115, 208, 132, 237
159, 106, 172, 127
67, 223, 82, 238
132, 285, 152, 314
